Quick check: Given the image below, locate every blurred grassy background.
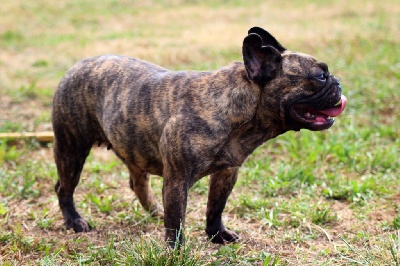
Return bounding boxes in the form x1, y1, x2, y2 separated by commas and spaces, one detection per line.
0, 0, 399, 265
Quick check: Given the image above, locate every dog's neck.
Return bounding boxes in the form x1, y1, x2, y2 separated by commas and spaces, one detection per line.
209, 61, 286, 132
213, 62, 261, 126
224, 62, 287, 133
211, 63, 288, 164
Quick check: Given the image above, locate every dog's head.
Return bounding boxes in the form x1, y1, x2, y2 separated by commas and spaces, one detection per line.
243, 27, 347, 131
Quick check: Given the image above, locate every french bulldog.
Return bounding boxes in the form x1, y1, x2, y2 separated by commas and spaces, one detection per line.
52, 26, 347, 246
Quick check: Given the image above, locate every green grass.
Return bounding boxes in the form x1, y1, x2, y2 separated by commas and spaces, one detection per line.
0, 0, 399, 265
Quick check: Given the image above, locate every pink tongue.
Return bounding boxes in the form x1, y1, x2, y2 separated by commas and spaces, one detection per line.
318, 95, 347, 117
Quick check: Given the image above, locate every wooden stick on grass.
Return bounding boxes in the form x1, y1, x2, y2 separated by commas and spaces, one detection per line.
0, 131, 54, 143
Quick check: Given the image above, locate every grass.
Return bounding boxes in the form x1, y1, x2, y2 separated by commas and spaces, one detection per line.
0, 0, 399, 264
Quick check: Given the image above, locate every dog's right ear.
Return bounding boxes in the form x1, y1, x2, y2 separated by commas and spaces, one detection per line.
243, 33, 282, 85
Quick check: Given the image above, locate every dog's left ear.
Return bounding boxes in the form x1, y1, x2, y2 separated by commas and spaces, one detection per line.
243, 33, 282, 85
248, 27, 286, 53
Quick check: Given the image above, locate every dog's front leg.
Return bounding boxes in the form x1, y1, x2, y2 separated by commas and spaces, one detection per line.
159, 117, 192, 248
162, 172, 188, 248
206, 167, 240, 244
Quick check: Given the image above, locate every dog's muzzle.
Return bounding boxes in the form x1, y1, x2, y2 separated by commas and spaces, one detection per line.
288, 75, 347, 131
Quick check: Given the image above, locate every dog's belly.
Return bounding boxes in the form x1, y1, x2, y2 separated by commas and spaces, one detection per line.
111, 142, 164, 176
101, 119, 165, 176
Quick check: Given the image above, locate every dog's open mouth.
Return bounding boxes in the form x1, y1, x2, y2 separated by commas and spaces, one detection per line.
290, 95, 347, 130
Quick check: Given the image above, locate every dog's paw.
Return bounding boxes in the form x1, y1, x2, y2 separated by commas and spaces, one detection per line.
66, 218, 91, 233
209, 229, 239, 244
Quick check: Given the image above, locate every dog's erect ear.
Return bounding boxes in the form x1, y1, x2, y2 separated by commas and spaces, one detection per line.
248, 27, 286, 53
243, 33, 282, 85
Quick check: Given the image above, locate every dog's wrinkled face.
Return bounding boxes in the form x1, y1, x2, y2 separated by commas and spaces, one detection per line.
280, 52, 347, 131
243, 27, 346, 131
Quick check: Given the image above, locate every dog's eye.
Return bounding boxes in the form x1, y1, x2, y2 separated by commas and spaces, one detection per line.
316, 73, 326, 82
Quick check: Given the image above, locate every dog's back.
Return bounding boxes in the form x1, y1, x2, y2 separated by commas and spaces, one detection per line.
52, 55, 247, 174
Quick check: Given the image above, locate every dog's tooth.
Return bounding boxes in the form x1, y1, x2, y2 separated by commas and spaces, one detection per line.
305, 112, 311, 118
334, 99, 342, 106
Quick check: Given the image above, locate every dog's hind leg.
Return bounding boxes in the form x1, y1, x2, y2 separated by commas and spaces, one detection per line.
128, 164, 164, 218
53, 127, 93, 232
205, 167, 240, 244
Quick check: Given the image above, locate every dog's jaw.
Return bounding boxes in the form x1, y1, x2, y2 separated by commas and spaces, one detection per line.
289, 95, 347, 131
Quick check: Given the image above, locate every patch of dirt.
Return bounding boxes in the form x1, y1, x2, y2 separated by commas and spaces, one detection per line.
0, 95, 51, 132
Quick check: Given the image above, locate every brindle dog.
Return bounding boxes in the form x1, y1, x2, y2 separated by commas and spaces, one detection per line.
52, 27, 346, 246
